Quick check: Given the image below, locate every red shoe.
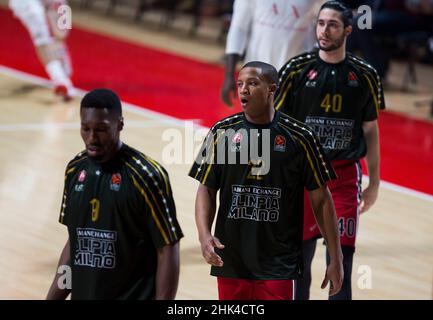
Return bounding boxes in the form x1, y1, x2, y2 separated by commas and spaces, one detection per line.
54, 84, 73, 102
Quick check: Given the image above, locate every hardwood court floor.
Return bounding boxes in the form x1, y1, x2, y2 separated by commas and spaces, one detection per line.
0, 71, 432, 300
0, 0, 432, 300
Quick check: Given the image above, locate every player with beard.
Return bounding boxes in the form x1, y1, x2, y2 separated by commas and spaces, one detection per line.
274, 1, 385, 300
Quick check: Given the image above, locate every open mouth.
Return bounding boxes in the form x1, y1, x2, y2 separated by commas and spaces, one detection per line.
240, 97, 249, 107
87, 145, 102, 156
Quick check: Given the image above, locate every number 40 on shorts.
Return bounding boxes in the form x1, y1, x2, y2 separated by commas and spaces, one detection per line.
338, 217, 356, 238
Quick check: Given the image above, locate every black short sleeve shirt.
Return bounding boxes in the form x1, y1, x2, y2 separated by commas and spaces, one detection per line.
189, 112, 335, 280
59, 144, 183, 299
275, 51, 385, 161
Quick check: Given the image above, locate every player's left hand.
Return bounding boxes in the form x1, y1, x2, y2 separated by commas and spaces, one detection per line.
360, 184, 379, 213
321, 260, 343, 296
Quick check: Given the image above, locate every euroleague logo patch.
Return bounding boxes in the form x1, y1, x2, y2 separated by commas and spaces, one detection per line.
231, 132, 244, 152
274, 135, 286, 152
110, 173, 122, 191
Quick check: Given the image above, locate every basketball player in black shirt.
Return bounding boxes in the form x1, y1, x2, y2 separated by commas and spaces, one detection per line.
46, 89, 183, 299
190, 61, 343, 300
275, 1, 385, 300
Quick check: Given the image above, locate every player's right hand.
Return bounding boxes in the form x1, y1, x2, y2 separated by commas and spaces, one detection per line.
221, 77, 237, 108
360, 183, 379, 213
200, 235, 225, 267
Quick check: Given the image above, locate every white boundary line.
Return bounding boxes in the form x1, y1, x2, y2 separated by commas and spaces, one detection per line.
381, 180, 433, 203
1, 64, 433, 203
362, 175, 433, 203
0, 65, 200, 129
0, 120, 184, 131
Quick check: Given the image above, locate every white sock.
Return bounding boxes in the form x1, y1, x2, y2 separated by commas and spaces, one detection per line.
45, 60, 72, 87
56, 43, 73, 77
62, 51, 72, 77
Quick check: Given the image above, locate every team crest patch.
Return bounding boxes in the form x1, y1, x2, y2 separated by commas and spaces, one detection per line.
306, 70, 318, 88
78, 170, 87, 182
231, 132, 243, 152
274, 135, 286, 152
232, 132, 243, 143
348, 71, 359, 87
110, 173, 122, 191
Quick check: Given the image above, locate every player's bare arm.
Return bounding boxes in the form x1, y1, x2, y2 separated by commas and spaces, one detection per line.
195, 184, 224, 267
361, 120, 380, 213
46, 238, 71, 300
155, 242, 180, 300
309, 186, 343, 296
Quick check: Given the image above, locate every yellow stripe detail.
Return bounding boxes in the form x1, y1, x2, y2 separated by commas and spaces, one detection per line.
195, 121, 241, 181
275, 69, 302, 110
202, 162, 213, 185
194, 131, 213, 180
202, 130, 225, 184
129, 153, 180, 239
363, 74, 380, 116
275, 81, 292, 111
194, 160, 204, 180
212, 114, 242, 129
60, 188, 67, 224
124, 161, 174, 241
202, 148, 215, 184
275, 57, 315, 101
280, 122, 327, 182
201, 134, 220, 183
131, 176, 170, 244
131, 151, 170, 195
68, 154, 87, 167
219, 120, 243, 129
194, 133, 219, 180
348, 58, 382, 100
279, 56, 316, 85
293, 136, 322, 187
66, 167, 76, 176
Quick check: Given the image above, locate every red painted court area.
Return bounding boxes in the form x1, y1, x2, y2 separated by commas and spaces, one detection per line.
1, 8, 432, 195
